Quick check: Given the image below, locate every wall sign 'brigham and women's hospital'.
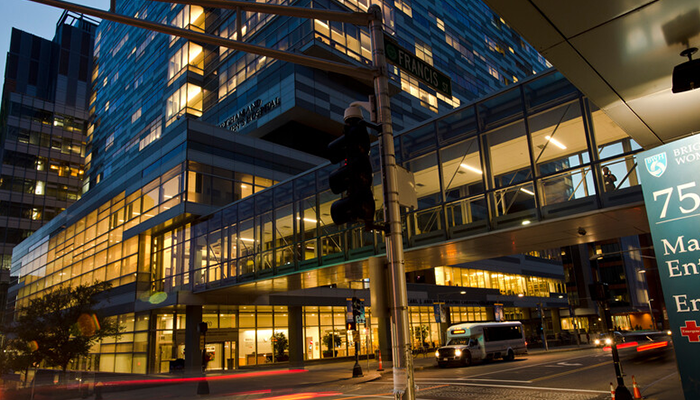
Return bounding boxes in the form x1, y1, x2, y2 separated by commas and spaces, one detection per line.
219, 97, 281, 133
638, 136, 700, 400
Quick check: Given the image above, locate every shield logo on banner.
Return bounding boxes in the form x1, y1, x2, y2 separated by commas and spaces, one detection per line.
645, 152, 667, 178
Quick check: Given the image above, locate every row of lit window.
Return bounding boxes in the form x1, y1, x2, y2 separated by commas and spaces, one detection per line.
8, 101, 87, 134
435, 265, 564, 297
0, 176, 80, 202
0, 201, 65, 222
16, 162, 283, 301
16, 165, 184, 280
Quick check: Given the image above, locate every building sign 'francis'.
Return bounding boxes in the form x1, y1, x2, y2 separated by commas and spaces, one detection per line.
219, 97, 281, 132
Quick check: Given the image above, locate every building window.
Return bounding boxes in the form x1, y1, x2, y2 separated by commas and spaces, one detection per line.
395, 0, 412, 17
171, 5, 205, 33
168, 42, 204, 81
436, 17, 445, 31
415, 40, 433, 65
165, 83, 202, 123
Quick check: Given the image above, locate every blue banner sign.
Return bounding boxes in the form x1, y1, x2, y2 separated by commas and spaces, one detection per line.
433, 304, 446, 323
494, 303, 504, 322
637, 135, 700, 400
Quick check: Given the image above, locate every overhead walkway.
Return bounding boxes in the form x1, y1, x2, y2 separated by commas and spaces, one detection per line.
151, 70, 648, 299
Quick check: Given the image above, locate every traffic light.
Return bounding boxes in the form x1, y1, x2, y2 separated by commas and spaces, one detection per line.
326, 112, 375, 226
352, 297, 365, 328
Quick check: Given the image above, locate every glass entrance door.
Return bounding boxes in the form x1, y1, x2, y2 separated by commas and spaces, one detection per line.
205, 341, 237, 370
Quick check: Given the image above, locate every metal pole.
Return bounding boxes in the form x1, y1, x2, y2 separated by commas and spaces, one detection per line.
601, 303, 633, 400
539, 303, 548, 351
353, 330, 362, 377
368, 6, 414, 400
366, 326, 370, 373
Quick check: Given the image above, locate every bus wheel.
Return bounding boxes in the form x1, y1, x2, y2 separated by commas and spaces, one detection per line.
503, 349, 514, 361
462, 352, 472, 367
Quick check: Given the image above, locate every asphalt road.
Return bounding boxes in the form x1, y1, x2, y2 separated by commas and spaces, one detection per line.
63, 347, 683, 400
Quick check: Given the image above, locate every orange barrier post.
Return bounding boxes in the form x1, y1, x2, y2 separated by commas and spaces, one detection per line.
377, 350, 384, 371
610, 382, 616, 400
94, 382, 103, 400
632, 376, 642, 399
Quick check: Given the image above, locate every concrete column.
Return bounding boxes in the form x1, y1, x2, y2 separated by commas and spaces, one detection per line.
288, 306, 304, 369
184, 305, 203, 374
551, 307, 562, 333
439, 307, 451, 346
369, 257, 392, 362
486, 306, 495, 321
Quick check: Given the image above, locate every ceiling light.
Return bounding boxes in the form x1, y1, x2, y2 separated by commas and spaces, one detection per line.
460, 163, 482, 174
672, 47, 700, 93
545, 135, 566, 149
520, 187, 534, 195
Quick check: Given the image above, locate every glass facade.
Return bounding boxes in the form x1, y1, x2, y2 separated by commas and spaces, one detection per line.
86, 0, 551, 189
0, 14, 96, 273
9, 69, 645, 373
4, 0, 661, 378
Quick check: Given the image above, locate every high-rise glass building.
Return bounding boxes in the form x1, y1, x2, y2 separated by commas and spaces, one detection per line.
0, 12, 97, 270
12, 1, 657, 375
85, 0, 550, 189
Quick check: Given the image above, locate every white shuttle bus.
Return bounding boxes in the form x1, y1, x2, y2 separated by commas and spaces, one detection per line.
435, 321, 527, 367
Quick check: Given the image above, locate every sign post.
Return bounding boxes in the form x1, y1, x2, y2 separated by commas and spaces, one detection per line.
637, 135, 700, 400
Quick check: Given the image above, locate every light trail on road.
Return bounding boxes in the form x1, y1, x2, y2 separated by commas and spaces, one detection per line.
367, 380, 608, 395
529, 360, 611, 382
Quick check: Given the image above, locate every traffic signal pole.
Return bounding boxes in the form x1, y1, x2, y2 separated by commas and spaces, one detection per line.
368, 6, 415, 400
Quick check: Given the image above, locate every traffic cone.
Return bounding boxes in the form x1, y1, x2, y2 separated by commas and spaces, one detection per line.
610, 382, 616, 400
632, 376, 642, 399
377, 350, 384, 371
94, 382, 103, 400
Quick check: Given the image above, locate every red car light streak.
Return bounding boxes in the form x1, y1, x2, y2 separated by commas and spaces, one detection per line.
637, 341, 669, 352
259, 392, 342, 400
103, 369, 308, 387
603, 341, 638, 351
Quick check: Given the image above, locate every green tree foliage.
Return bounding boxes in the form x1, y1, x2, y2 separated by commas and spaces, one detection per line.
272, 332, 288, 360
2, 282, 120, 372
322, 332, 342, 356
413, 325, 430, 348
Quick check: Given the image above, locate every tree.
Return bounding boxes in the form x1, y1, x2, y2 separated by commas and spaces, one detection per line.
413, 325, 430, 348
2, 282, 121, 372
322, 332, 342, 357
0, 338, 40, 376
272, 332, 288, 361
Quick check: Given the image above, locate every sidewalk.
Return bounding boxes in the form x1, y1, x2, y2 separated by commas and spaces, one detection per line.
5, 345, 683, 400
